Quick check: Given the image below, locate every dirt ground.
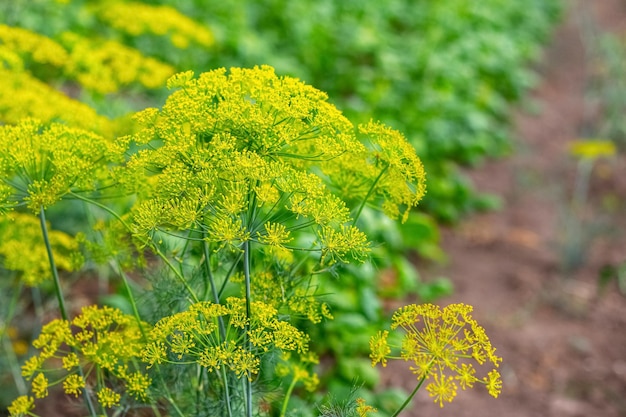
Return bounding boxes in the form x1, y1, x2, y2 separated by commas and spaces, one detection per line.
381, 2, 626, 416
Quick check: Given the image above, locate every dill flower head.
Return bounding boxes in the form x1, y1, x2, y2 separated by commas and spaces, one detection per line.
123, 66, 425, 267
144, 297, 310, 381
0, 68, 112, 133
0, 24, 69, 67
0, 212, 83, 286
370, 303, 502, 407
7, 395, 34, 417
569, 139, 616, 160
95, 2, 213, 49
0, 119, 121, 212
20, 305, 152, 407
59, 31, 176, 94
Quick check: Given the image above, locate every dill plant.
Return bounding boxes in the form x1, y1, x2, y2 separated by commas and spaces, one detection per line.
1, 66, 502, 416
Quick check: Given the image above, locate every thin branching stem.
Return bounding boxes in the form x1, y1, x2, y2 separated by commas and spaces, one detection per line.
2, 281, 26, 395
243, 240, 253, 417
39, 206, 98, 417
390, 374, 428, 417
352, 163, 389, 226
279, 374, 299, 417
202, 238, 233, 417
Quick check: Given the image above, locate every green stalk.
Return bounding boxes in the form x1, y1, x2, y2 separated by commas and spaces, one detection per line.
390, 374, 427, 417
2, 281, 26, 395
39, 206, 98, 417
352, 164, 389, 226
39, 207, 70, 321
279, 374, 300, 417
202, 239, 233, 417
243, 240, 253, 417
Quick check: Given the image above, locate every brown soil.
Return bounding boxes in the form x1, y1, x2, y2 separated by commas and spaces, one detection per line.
381, 2, 626, 416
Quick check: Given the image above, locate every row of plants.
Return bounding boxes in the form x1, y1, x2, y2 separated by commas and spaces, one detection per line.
0, 0, 562, 414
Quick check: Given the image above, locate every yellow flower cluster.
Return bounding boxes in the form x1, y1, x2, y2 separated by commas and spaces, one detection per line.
59, 32, 175, 94
0, 119, 120, 212
123, 66, 425, 267
95, 1, 214, 49
144, 298, 310, 380
275, 351, 320, 393
20, 305, 151, 408
0, 24, 68, 67
370, 303, 502, 407
0, 212, 82, 286
0, 69, 111, 133
7, 395, 34, 417
569, 139, 617, 160
238, 270, 334, 324
0, 24, 175, 94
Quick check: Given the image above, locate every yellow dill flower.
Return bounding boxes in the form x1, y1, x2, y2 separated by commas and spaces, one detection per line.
148, 298, 310, 379
258, 222, 293, 247
0, 212, 83, 286
126, 371, 152, 401
62, 374, 85, 397
95, 2, 213, 48
369, 330, 391, 367
484, 369, 503, 398
356, 398, 377, 416
0, 69, 112, 133
62, 352, 80, 370
23, 305, 150, 408
0, 24, 69, 67
426, 373, 458, 407
371, 303, 502, 407
59, 31, 175, 94
318, 225, 370, 265
7, 395, 34, 417
0, 119, 118, 212
230, 348, 261, 380
31, 373, 49, 399
97, 387, 121, 408
569, 139, 616, 160
0, 45, 25, 70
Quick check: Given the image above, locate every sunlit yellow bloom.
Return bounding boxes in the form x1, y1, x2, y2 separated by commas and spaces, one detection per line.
569, 139, 616, 160
0, 213, 82, 285
59, 32, 175, 94
7, 395, 34, 417
426, 373, 457, 407
97, 387, 121, 408
0, 69, 111, 133
356, 398, 377, 416
95, 2, 213, 48
32, 373, 48, 399
369, 330, 391, 367
0, 24, 68, 67
0, 119, 119, 212
62, 374, 85, 397
371, 303, 502, 407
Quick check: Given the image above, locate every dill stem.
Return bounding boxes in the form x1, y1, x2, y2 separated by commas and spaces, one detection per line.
39, 206, 98, 417
390, 374, 427, 417
352, 163, 389, 226
2, 281, 27, 395
279, 374, 299, 417
202, 239, 233, 417
243, 240, 253, 417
